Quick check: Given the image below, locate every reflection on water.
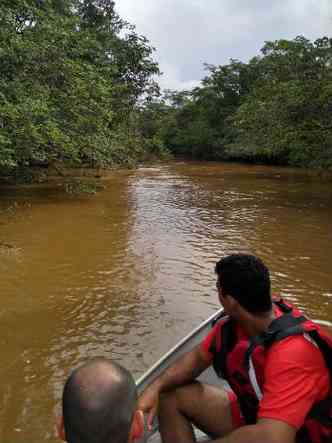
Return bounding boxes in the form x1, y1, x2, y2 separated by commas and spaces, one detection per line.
0, 162, 331, 442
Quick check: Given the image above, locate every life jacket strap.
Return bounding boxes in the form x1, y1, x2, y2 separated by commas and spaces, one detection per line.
248, 356, 263, 401
245, 312, 332, 430
308, 397, 332, 427
244, 313, 307, 371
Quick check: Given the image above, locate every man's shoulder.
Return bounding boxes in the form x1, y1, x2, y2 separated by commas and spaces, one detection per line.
264, 333, 330, 403
268, 333, 328, 371
271, 333, 317, 349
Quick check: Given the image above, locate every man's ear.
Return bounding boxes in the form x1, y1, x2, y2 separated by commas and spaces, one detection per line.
129, 410, 144, 442
55, 415, 66, 441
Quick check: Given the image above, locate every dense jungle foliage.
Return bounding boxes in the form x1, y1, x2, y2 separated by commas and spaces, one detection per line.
0, 0, 331, 176
0, 0, 164, 176
145, 36, 332, 168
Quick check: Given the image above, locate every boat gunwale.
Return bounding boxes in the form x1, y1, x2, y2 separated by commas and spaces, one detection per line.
136, 308, 224, 388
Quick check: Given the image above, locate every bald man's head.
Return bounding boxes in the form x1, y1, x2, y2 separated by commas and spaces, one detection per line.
62, 358, 137, 443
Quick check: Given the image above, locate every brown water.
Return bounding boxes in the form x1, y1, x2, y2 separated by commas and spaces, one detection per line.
0, 161, 331, 442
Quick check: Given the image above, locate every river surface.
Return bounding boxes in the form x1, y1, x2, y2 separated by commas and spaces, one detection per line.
0, 161, 331, 442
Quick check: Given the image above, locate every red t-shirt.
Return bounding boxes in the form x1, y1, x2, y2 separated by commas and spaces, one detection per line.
201, 316, 330, 430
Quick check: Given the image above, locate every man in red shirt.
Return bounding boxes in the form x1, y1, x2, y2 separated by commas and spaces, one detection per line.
138, 254, 331, 443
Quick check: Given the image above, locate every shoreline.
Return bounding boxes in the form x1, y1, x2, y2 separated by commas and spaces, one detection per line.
0, 160, 332, 189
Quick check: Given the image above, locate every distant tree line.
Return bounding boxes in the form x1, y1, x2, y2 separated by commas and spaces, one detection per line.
143, 36, 332, 169
0, 0, 166, 177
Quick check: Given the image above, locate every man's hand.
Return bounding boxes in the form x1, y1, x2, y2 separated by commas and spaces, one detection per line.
138, 382, 161, 430
137, 345, 211, 431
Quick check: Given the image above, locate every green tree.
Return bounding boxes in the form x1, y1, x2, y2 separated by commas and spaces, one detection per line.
0, 0, 160, 175
155, 61, 253, 160
230, 36, 332, 167
155, 36, 332, 169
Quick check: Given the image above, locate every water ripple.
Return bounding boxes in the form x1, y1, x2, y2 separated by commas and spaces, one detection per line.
0, 162, 331, 442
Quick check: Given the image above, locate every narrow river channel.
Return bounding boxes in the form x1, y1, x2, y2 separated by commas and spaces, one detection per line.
0, 161, 331, 442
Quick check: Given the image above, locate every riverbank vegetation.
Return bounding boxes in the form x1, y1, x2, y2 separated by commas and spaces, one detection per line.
147, 36, 332, 169
0, 1, 331, 180
0, 0, 167, 181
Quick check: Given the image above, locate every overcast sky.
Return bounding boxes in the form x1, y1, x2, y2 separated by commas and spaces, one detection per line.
116, 0, 331, 91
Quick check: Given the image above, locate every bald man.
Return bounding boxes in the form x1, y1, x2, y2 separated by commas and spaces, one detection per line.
56, 358, 144, 443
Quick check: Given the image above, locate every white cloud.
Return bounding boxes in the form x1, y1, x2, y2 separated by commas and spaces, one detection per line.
115, 0, 332, 90
158, 62, 200, 91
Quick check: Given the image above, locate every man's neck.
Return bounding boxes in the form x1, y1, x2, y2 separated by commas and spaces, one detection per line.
237, 309, 276, 337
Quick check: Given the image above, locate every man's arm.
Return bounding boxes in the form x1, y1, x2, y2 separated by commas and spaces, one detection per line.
138, 344, 211, 428
152, 344, 212, 390
214, 418, 296, 443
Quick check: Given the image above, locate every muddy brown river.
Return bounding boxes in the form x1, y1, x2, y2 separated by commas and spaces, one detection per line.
0, 161, 331, 442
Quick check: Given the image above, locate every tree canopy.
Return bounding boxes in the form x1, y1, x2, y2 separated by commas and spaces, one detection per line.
147, 36, 332, 169
1, 7, 331, 177
0, 0, 161, 173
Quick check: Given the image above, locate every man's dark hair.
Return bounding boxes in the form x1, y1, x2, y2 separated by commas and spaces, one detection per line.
62, 358, 137, 443
215, 253, 272, 314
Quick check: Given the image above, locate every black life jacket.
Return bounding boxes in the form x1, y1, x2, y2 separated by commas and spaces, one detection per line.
209, 299, 332, 443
